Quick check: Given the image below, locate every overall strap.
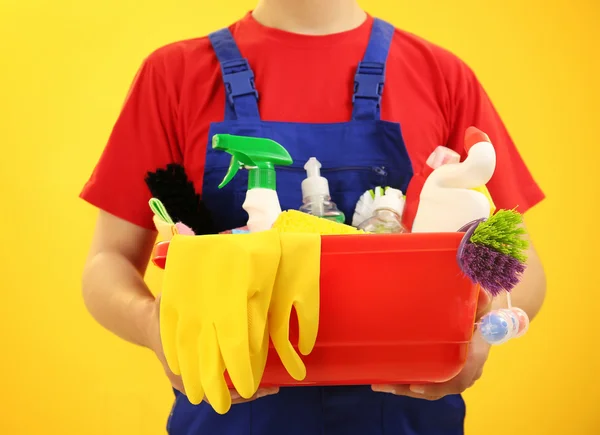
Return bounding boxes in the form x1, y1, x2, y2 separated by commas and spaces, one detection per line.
352, 18, 396, 121
208, 28, 260, 120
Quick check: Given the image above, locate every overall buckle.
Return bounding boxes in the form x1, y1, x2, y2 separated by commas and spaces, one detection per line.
221, 59, 259, 106
352, 61, 385, 107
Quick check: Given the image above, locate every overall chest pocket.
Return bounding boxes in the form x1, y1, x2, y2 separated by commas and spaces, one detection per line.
203, 161, 408, 231
276, 164, 393, 224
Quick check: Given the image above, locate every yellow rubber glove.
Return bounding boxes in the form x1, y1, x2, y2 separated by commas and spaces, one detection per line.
159, 230, 281, 414
269, 232, 321, 381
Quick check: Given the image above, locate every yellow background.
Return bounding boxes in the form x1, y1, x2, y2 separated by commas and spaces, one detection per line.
0, 0, 598, 433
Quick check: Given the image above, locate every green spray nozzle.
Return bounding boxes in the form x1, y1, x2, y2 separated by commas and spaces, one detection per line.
212, 134, 293, 190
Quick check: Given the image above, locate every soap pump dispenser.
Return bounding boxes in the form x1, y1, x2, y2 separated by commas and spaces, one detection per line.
300, 157, 345, 224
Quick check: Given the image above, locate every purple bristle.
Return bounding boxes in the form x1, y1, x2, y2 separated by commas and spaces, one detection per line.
461, 243, 526, 296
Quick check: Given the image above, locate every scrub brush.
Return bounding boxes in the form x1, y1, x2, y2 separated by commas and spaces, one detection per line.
145, 163, 216, 235
457, 209, 528, 296
352, 186, 405, 227
273, 210, 366, 235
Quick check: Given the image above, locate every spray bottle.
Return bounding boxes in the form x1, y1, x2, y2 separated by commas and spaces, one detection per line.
212, 134, 293, 233
299, 157, 345, 224
410, 126, 497, 233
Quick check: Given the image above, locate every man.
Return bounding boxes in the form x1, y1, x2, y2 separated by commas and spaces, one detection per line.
80, 0, 547, 433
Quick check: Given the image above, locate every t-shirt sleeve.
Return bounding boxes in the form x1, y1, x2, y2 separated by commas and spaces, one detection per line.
80, 51, 181, 229
445, 62, 545, 214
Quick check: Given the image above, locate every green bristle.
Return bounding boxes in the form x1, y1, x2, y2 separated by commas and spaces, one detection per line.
470, 209, 529, 263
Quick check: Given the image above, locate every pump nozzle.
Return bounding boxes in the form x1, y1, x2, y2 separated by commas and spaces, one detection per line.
304, 157, 321, 178
212, 134, 293, 190
300, 157, 345, 222
301, 157, 330, 201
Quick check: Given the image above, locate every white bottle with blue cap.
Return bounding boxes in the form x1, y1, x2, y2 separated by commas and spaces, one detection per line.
299, 157, 345, 224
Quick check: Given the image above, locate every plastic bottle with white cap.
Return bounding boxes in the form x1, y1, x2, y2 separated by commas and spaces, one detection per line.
357, 187, 407, 234
411, 126, 497, 233
299, 157, 345, 223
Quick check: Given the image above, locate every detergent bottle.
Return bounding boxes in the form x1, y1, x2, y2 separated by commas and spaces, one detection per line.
411, 127, 497, 233
299, 157, 345, 224
401, 146, 459, 231
212, 134, 293, 233
357, 187, 406, 233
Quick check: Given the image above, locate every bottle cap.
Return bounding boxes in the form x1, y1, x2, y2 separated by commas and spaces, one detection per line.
464, 126, 491, 153
301, 157, 330, 199
426, 146, 461, 169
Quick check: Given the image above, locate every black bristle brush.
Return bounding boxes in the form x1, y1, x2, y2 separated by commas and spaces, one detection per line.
145, 163, 217, 235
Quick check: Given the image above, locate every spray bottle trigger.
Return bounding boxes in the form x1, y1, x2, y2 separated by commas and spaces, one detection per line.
218, 156, 242, 189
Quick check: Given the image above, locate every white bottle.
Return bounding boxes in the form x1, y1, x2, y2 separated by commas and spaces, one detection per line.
243, 189, 283, 233
411, 127, 497, 233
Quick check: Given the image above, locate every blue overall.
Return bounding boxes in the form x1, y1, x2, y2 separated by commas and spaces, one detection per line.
167, 18, 466, 435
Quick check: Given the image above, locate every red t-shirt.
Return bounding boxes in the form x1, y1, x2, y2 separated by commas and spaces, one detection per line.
80, 12, 544, 230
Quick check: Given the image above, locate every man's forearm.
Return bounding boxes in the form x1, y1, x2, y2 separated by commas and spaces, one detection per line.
82, 251, 156, 348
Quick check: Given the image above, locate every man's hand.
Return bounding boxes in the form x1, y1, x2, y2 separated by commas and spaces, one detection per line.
146, 295, 279, 404
372, 288, 493, 400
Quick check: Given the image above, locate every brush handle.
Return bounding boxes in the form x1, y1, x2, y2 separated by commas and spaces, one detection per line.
478, 307, 529, 345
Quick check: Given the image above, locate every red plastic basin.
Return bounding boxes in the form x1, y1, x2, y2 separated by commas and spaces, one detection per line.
152, 232, 478, 387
